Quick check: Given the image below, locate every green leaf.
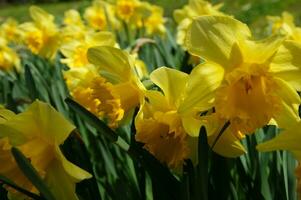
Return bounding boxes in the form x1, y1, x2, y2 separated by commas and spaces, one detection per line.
24, 64, 38, 101
197, 126, 208, 200
128, 144, 181, 200
11, 147, 56, 200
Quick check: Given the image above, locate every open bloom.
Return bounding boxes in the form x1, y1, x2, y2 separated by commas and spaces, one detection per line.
144, 5, 166, 36
185, 15, 301, 140
116, 0, 140, 21
0, 18, 21, 42
19, 6, 60, 59
65, 46, 144, 128
0, 38, 20, 71
135, 67, 245, 168
173, 0, 224, 46
84, 0, 119, 31
0, 101, 92, 199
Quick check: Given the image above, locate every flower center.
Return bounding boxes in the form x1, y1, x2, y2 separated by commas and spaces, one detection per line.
72, 46, 89, 67
91, 13, 107, 30
215, 72, 280, 135
117, 1, 136, 20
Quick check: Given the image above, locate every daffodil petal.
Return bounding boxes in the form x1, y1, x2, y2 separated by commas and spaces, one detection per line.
179, 62, 224, 114
86, 32, 116, 47
209, 128, 246, 157
182, 114, 202, 137
56, 146, 92, 181
44, 160, 81, 200
0, 101, 75, 145
241, 34, 285, 64
87, 46, 132, 83
30, 6, 54, 23
145, 90, 170, 112
270, 41, 301, 91
185, 15, 251, 68
274, 77, 301, 105
273, 101, 300, 129
257, 122, 301, 152
208, 121, 246, 158
28, 101, 75, 144
0, 108, 15, 123
150, 67, 188, 107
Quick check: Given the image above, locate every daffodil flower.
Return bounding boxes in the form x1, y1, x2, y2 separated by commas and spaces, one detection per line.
116, 0, 140, 22
0, 18, 21, 43
0, 101, 92, 200
144, 6, 166, 36
0, 37, 20, 71
66, 46, 144, 128
19, 6, 60, 59
185, 15, 301, 140
84, 0, 119, 31
63, 9, 84, 27
135, 67, 245, 168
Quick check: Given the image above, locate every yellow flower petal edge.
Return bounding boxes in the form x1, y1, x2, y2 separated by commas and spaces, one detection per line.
257, 120, 301, 159
185, 15, 251, 69
150, 67, 188, 108
87, 46, 132, 83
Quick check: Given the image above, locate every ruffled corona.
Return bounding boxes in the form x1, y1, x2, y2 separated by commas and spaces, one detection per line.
136, 111, 189, 168
92, 76, 124, 128
215, 68, 281, 135
25, 30, 44, 54
116, 0, 138, 21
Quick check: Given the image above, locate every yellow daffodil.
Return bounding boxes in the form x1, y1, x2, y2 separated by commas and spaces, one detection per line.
0, 18, 20, 42
19, 6, 60, 59
84, 0, 119, 31
135, 67, 245, 168
63, 9, 84, 27
65, 46, 144, 128
268, 12, 301, 42
61, 31, 116, 68
0, 101, 92, 200
0, 38, 20, 71
144, 6, 166, 36
186, 15, 301, 140
115, 0, 152, 29
116, 0, 139, 21
132, 53, 149, 80
173, 0, 224, 46
60, 10, 88, 43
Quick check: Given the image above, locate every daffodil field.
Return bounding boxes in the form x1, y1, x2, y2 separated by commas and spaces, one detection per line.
1, 0, 301, 199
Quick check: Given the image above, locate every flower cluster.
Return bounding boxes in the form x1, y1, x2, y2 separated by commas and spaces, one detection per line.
1, 0, 301, 199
